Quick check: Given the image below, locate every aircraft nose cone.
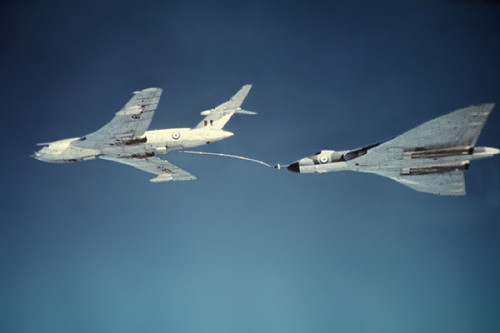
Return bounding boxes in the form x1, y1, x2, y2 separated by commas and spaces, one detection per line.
287, 162, 300, 173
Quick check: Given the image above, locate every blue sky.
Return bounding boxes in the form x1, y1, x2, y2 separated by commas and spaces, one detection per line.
1, 1, 500, 332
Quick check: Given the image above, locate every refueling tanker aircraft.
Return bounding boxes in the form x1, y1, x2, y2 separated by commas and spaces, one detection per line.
32, 85, 255, 182
286, 104, 499, 195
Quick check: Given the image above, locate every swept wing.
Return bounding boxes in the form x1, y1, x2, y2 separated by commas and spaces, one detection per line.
341, 104, 495, 168
73, 88, 162, 148
345, 104, 496, 195
372, 166, 467, 196
100, 155, 196, 182
371, 103, 495, 152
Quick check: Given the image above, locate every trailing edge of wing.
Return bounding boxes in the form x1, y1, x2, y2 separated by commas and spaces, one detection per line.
383, 169, 466, 196
100, 155, 197, 182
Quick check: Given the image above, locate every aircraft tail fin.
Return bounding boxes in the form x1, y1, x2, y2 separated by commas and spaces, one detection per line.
195, 84, 255, 129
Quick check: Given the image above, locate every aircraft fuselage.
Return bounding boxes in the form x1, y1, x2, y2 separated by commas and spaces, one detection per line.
32, 127, 233, 163
288, 146, 499, 175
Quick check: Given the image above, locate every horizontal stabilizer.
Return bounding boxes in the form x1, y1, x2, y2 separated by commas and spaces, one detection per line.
235, 109, 257, 115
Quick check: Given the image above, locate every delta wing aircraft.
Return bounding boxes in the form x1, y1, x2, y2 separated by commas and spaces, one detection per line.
32, 85, 255, 182
286, 104, 499, 195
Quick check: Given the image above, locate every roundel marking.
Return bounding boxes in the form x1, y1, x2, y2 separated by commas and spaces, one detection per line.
172, 132, 180, 140
319, 155, 329, 164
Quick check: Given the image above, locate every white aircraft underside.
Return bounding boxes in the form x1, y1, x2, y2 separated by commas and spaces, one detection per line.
287, 104, 499, 196
32, 85, 255, 182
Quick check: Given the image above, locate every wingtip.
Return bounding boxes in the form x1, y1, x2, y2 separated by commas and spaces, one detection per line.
481, 102, 496, 114
472, 102, 495, 109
